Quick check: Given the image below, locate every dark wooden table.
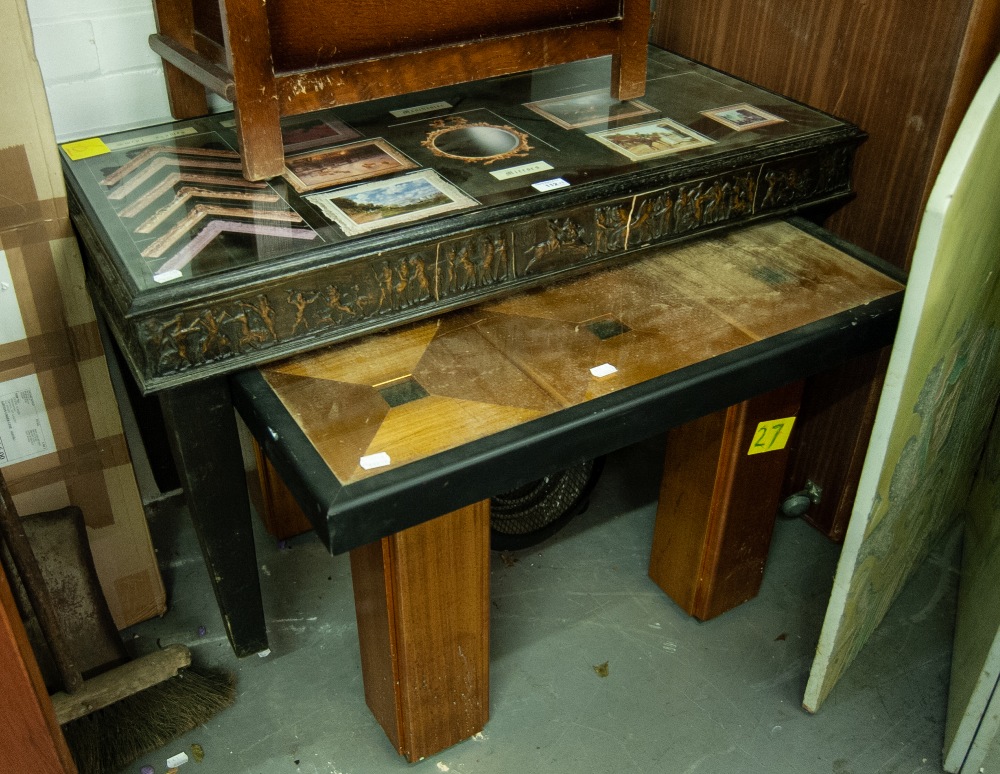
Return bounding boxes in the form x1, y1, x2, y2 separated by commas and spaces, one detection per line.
61, 47, 868, 657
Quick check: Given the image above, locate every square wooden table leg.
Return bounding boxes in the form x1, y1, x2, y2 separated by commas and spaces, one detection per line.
350, 501, 490, 762
649, 381, 804, 620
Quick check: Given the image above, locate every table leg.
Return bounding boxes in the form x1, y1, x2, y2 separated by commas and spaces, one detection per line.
350, 501, 490, 762
160, 378, 269, 657
648, 381, 804, 620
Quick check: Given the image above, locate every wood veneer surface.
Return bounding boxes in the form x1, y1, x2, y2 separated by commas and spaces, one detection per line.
653, 0, 977, 271
653, 0, 998, 538
260, 221, 902, 486
265, 0, 620, 72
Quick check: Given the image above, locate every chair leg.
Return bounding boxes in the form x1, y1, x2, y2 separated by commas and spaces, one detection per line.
151, 0, 210, 118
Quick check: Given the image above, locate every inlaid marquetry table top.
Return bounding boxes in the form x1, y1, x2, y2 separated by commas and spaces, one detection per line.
232, 220, 904, 553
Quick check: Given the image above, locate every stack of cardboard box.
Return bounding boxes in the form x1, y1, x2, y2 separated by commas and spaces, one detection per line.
1, 0, 164, 629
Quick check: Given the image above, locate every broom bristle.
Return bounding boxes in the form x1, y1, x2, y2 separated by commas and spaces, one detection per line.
61, 667, 236, 774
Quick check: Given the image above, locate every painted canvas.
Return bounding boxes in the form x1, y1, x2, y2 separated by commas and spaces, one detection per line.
306, 169, 478, 236
804, 56, 1000, 727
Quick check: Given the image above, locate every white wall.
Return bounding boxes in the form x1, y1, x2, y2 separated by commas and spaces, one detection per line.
25, 0, 177, 141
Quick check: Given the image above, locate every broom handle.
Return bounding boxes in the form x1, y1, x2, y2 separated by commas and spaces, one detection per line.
0, 470, 84, 693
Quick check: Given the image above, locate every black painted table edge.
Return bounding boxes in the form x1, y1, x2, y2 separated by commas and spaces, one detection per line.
231, 218, 905, 555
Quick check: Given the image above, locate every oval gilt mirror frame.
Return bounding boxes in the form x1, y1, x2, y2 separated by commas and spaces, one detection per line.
422, 117, 532, 164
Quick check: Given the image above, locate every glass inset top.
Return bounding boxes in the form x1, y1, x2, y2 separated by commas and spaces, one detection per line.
60, 47, 848, 294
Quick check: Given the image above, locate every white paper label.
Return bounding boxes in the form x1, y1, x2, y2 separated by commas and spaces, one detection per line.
532, 177, 570, 192
590, 363, 618, 378
360, 452, 392, 470
105, 127, 198, 150
165, 751, 189, 767
390, 101, 452, 118
153, 269, 184, 284
490, 161, 555, 180
0, 374, 57, 467
0, 250, 27, 345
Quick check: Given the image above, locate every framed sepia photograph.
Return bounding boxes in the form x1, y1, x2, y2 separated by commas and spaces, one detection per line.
524, 88, 657, 129
588, 118, 715, 161
283, 139, 418, 193
306, 169, 478, 236
700, 103, 786, 131
280, 114, 362, 152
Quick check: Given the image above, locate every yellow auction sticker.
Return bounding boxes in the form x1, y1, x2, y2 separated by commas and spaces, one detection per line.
748, 416, 796, 455
60, 137, 111, 160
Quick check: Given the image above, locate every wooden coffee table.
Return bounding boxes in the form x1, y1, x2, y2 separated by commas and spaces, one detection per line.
231, 219, 904, 760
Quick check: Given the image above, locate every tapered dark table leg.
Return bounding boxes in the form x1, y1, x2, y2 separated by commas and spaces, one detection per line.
160, 377, 268, 657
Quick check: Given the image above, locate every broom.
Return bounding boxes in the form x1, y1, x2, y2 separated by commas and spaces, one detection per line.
0, 469, 236, 774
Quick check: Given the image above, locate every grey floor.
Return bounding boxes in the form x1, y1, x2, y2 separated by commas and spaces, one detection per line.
117, 434, 960, 774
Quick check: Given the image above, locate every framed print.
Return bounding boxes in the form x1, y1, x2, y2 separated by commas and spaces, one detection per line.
525, 88, 657, 129
701, 103, 785, 131
280, 115, 362, 152
306, 169, 478, 236
589, 118, 715, 161
283, 139, 418, 193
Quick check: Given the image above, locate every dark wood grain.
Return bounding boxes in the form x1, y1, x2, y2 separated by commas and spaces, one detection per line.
265, 0, 620, 71
653, 0, 999, 539
653, 0, 976, 271
276, 25, 625, 115
783, 347, 890, 541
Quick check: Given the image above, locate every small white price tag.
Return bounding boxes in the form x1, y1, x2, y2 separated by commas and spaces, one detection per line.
491, 161, 554, 180
532, 177, 570, 192
153, 270, 183, 284
105, 127, 197, 150
166, 751, 189, 767
360, 452, 392, 470
590, 363, 618, 378
390, 101, 452, 118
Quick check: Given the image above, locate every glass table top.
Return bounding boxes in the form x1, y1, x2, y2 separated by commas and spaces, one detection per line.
61, 47, 848, 295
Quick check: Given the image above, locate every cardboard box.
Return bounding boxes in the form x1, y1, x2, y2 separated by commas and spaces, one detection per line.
0, 0, 165, 628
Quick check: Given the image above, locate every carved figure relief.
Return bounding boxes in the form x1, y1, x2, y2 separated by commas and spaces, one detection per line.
133, 156, 851, 381
521, 218, 590, 275
761, 148, 852, 209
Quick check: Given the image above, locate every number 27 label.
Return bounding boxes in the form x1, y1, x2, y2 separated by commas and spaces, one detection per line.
748, 416, 797, 455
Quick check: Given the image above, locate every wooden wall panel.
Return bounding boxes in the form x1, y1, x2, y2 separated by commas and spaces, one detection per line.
653, 0, 976, 270
652, 0, 999, 537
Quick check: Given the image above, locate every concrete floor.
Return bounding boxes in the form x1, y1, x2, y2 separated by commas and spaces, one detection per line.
117, 434, 960, 774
